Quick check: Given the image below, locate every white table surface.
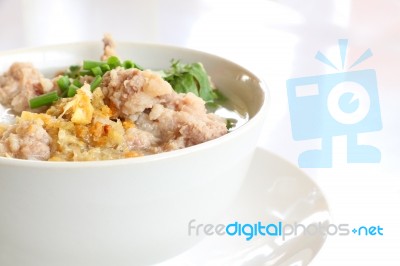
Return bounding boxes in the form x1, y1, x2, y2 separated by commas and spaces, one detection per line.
1, 0, 399, 265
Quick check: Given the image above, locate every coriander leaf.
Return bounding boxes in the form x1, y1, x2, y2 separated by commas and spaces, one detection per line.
205, 102, 220, 113
226, 118, 238, 130
188, 63, 215, 102
162, 60, 218, 103
171, 72, 199, 95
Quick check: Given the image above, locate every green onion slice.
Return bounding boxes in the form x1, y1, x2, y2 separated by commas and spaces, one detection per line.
107, 56, 121, 69
100, 64, 110, 72
83, 60, 104, 70
72, 79, 83, 88
79, 70, 93, 76
29, 91, 59, 109
68, 65, 81, 78
67, 84, 79, 97
123, 60, 134, 69
91, 66, 103, 76
57, 76, 70, 92
90, 75, 102, 91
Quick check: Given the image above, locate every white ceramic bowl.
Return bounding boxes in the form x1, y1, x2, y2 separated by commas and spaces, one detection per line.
0, 42, 268, 266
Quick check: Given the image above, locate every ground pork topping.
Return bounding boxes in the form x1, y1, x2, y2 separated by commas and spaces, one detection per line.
101, 68, 173, 118
0, 63, 54, 114
102, 68, 228, 151
0, 119, 52, 160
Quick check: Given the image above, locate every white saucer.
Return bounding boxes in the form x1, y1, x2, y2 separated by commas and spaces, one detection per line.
156, 148, 330, 266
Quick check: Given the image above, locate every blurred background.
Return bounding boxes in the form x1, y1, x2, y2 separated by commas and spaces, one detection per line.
1, 0, 399, 265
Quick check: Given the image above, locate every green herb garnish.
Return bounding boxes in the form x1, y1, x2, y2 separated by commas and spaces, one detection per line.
160, 60, 238, 130
30, 57, 235, 131
67, 84, 79, 97
56, 75, 70, 92
30, 56, 140, 108
161, 60, 218, 103
90, 75, 102, 92
226, 118, 238, 130
29, 91, 59, 109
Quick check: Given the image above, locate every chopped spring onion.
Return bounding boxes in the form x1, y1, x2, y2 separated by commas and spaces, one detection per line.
67, 84, 79, 97
29, 91, 59, 109
100, 64, 110, 72
83, 60, 109, 72
90, 75, 102, 91
57, 75, 70, 92
123, 60, 134, 69
83, 60, 104, 70
68, 65, 81, 78
91, 66, 103, 76
107, 56, 121, 69
79, 70, 92, 76
72, 79, 83, 87
30, 56, 143, 109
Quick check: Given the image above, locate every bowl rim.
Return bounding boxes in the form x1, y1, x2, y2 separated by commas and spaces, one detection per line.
0, 41, 269, 168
